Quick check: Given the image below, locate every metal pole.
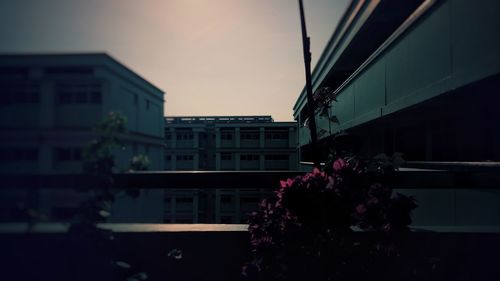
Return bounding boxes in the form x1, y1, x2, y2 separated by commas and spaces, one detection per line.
298, 0, 321, 167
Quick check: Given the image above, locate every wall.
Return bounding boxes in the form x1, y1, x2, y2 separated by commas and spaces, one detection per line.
298, 0, 500, 146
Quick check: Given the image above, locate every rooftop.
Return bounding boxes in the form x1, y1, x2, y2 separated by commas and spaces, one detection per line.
165, 115, 276, 124
0, 52, 165, 96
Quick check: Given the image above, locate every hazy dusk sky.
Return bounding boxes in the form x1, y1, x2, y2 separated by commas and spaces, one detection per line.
0, 0, 349, 121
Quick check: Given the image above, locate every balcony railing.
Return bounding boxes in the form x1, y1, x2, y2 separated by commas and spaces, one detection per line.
3, 165, 500, 189
1, 164, 500, 280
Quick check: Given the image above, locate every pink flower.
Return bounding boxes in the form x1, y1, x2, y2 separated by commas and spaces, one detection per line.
280, 178, 294, 189
333, 159, 347, 171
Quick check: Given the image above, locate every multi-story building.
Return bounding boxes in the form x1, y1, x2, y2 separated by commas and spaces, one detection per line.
294, 0, 500, 162
163, 116, 298, 223
0, 53, 165, 222
293, 0, 500, 228
164, 116, 298, 171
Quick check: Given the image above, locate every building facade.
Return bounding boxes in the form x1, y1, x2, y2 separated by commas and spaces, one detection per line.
163, 116, 298, 223
293, 0, 500, 228
0, 53, 165, 222
294, 0, 500, 162
164, 116, 298, 171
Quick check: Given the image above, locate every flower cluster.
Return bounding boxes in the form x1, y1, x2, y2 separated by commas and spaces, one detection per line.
130, 154, 150, 171
243, 157, 417, 280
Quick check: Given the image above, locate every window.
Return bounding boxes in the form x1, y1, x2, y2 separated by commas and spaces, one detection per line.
90, 92, 101, 104
176, 155, 193, 161
44, 66, 93, 75
133, 94, 138, 105
75, 91, 87, 103
241, 154, 259, 161
221, 196, 233, 204
0, 148, 38, 162
12, 91, 28, 103
73, 149, 82, 161
165, 155, 171, 161
241, 132, 259, 140
54, 147, 82, 162
54, 148, 71, 161
221, 133, 232, 140
27, 91, 39, 103
0, 67, 29, 77
221, 153, 232, 160
146, 99, 150, 110
265, 155, 289, 161
220, 216, 234, 224
176, 133, 193, 140
58, 92, 72, 104
176, 198, 193, 203
0, 83, 40, 105
25, 148, 38, 161
55, 82, 102, 105
265, 131, 289, 140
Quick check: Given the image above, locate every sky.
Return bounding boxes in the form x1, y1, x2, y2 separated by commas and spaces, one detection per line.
0, 0, 349, 121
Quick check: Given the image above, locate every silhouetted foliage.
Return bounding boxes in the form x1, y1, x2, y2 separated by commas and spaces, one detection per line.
243, 154, 417, 280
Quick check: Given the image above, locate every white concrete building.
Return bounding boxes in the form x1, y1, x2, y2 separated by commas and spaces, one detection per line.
0, 53, 165, 222
163, 116, 298, 223
164, 116, 298, 171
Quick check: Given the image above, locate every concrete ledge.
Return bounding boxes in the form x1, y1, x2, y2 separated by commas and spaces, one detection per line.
0, 223, 249, 233
3, 223, 500, 234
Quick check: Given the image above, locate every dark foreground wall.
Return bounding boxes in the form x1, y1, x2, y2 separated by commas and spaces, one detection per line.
1, 229, 500, 281
0, 229, 250, 281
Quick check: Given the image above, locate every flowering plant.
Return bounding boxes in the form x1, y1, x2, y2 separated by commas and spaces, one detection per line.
130, 154, 150, 171
243, 155, 417, 280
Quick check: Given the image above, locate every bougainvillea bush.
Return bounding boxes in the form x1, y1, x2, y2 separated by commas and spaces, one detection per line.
243, 156, 417, 281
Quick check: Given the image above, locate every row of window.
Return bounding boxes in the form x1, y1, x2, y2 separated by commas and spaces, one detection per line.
0, 90, 103, 105
0, 147, 83, 163
177, 133, 193, 140
265, 132, 289, 140
53, 148, 82, 162
0, 148, 38, 162
165, 133, 197, 140
240, 154, 259, 161
165, 155, 194, 161
57, 91, 102, 104
264, 155, 289, 161
221, 153, 232, 160
56, 82, 102, 105
45, 67, 94, 75
164, 132, 289, 141
0, 66, 93, 77
241, 133, 259, 140
0, 83, 40, 105
0, 90, 39, 105
165, 154, 290, 162
221, 133, 233, 140
132, 93, 154, 111
177, 155, 194, 161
